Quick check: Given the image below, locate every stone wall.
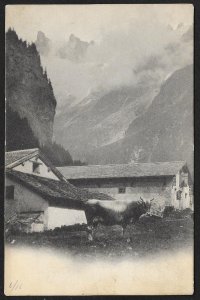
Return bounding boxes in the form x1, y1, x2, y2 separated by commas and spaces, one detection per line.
69, 176, 173, 207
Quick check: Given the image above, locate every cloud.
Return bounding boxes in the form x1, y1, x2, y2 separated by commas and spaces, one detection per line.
164, 42, 180, 54
133, 55, 165, 75
19, 5, 192, 107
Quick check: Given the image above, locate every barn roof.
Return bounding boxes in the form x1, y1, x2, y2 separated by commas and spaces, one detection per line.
6, 170, 113, 209
58, 161, 187, 180
5, 148, 39, 166
5, 148, 65, 181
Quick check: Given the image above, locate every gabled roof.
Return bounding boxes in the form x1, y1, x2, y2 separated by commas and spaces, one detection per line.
5, 148, 65, 181
6, 170, 113, 209
5, 148, 39, 167
58, 161, 187, 180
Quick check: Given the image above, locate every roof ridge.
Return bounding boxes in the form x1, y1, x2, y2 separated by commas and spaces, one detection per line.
58, 160, 186, 168
58, 161, 188, 179
6, 148, 39, 153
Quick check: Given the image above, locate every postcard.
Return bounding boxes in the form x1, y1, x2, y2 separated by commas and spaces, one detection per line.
5, 4, 194, 295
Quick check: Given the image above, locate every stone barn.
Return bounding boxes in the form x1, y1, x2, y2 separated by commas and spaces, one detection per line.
58, 161, 193, 210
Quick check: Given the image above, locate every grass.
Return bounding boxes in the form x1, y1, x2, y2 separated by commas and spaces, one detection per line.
6, 211, 193, 259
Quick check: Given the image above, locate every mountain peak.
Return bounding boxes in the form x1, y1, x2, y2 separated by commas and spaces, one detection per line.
35, 31, 51, 56
57, 33, 94, 61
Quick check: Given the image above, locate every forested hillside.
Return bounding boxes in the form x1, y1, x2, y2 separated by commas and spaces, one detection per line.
6, 29, 83, 166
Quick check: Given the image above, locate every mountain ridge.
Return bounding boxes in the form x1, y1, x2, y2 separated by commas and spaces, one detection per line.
54, 64, 193, 175
86, 64, 193, 174
54, 84, 159, 158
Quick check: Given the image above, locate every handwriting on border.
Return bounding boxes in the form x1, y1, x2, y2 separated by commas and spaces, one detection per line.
9, 280, 22, 291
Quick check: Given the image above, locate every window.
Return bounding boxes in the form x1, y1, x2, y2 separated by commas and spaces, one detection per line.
118, 187, 126, 194
32, 162, 40, 174
176, 190, 182, 200
6, 186, 14, 199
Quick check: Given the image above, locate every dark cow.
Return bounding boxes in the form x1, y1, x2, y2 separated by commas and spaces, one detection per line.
84, 197, 150, 233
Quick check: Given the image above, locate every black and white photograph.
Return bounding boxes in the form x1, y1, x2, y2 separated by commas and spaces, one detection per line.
4, 4, 194, 295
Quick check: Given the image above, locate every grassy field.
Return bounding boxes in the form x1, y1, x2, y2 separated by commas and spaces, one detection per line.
6, 211, 193, 259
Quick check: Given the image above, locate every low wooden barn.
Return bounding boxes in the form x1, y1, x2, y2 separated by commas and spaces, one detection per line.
58, 161, 193, 210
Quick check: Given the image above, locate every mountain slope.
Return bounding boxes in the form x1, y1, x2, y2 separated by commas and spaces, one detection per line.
86, 65, 193, 173
6, 28, 56, 145
54, 84, 158, 159
6, 104, 40, 151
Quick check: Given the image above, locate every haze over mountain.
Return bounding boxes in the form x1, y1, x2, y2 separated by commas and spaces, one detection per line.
6, 5, 193, 108
39, 21, 192, 108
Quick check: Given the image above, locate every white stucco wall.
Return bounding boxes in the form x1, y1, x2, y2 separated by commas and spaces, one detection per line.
13, 157, 59, 180
171, 172, 192, 210
5, 177, 49, 229
5, 177, 87, 231
172, 185, 191, 210
48, 207, 87, 229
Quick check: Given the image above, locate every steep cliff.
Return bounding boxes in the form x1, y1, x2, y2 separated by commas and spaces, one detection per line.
6, 28, 56, 146
6, 103, 40, 151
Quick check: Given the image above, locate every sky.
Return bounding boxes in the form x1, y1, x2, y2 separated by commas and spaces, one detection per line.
6, 4, 193, 108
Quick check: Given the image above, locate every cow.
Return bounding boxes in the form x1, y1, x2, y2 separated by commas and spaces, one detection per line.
84, 197, 150, 234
